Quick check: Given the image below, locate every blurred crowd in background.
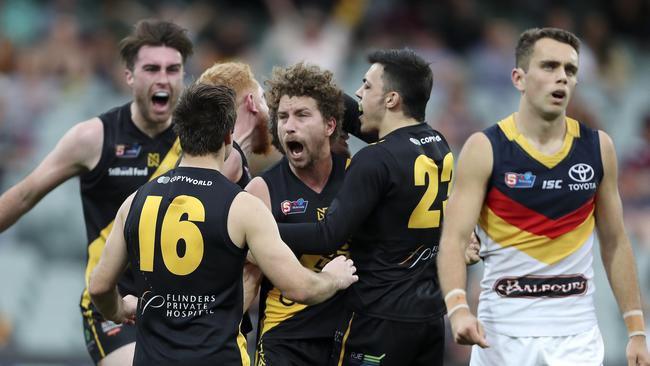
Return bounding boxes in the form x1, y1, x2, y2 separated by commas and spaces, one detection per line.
1, 0, 650, 365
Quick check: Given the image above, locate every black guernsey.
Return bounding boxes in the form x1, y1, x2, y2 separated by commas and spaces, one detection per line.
258, 153, 349, 340
124, 166, 248, 365
279, 123, 453, 321
232, 141, 252, 188
79, 102, 180, 312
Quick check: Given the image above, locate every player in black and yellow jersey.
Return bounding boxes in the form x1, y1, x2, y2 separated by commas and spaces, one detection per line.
197, 61, 275, 336
277, 49, 452, 366
0, 19, 193, 365
89, 83, 358, 366
197, 62, 275, 189
245, 63, 349, 366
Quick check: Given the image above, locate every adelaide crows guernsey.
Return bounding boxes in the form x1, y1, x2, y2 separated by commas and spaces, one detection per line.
258, 153, 349, 340
79, 103, 181, 312
124, 167, 248, 365
477, 114, 603, 336
279, 123, 453, 322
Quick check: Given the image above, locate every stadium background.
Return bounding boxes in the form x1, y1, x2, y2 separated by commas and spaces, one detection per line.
0, 0, 649, 365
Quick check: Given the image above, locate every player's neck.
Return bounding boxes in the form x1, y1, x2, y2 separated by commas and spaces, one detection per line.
514, 106, 567, 154
130, 102, 172, 138
378, 111, 419, 138
290, 153, 333, 194
178, 151, 225, 172
232, 109, 254, 155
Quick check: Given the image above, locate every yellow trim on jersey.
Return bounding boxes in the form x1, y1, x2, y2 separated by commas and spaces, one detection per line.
84, 309, 106, 358
337, 313, 355, 366
498, 114, 580, 169
237, 330, 250, 366
259, 287, 309, 336
81, 223, 114, 309
478, 205, 595, 264
81, 137, 182, 309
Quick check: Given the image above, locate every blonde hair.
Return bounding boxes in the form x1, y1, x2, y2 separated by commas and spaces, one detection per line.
197, 62, 257, 102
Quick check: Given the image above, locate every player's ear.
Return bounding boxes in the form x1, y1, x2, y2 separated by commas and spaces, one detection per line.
385, 91, 399, 109
125, 68, 134, 87
325, 118, 336, 137
512, 67, 525, 92
245, 93, 257, 113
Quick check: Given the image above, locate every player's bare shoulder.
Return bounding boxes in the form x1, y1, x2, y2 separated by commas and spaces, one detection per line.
64, 117, 105, 171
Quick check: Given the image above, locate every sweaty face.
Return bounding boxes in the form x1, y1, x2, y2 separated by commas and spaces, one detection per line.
277, 95, 334, 170
251, 83, 272, 154
127, 45, 184, 125
518, 38, 578, 121
355, 63, 387, 134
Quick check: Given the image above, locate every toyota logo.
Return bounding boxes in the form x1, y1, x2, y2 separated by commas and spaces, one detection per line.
568, 163, 594, 183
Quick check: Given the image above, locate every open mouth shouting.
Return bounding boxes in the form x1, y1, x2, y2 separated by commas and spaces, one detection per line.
151, 91, 171, 113
285, 140, 305, 159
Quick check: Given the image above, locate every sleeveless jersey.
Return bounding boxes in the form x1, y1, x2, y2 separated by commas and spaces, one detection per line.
124, 167, 248, 365
477, 114, 603, 336
279, 123, 453, 321
79, 102, 181, 311
232, 141, 252, 188
258, 153, 349, 340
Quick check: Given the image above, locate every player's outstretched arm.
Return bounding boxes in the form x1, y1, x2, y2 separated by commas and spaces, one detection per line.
595, 131, 650, 365
0, 118, 103, 231
437, 132, 492, 348
89, 193, 136, 324
228, 192, 358, 305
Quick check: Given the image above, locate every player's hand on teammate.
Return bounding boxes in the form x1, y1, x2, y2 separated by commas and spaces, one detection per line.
449, 307, 489, 348
464, 232, 481, 265
627, 335, 650, 366
322, 256, 358, 290
113, 294, 137, 325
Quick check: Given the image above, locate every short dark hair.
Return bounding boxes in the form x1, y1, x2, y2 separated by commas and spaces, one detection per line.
265, 62, 344, 152
119, 19, 194, 70
516, 27, 580, 71
367, 48, 432, 122
173, 84, 236, 156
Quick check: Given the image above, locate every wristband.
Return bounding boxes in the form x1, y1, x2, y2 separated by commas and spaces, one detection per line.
444, 288, 467, 309
447, 303, 470, 318
629, 331, 646, 338
623, 310, 645, 336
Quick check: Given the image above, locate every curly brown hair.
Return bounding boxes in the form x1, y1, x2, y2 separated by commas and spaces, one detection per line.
265, 62, 344, 152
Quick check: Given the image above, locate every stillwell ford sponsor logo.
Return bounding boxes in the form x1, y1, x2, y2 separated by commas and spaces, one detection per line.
494, 274, 587, 298
568, 163, 596, 191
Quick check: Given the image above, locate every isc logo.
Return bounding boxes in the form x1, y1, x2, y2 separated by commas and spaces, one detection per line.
542, 180, 563, 189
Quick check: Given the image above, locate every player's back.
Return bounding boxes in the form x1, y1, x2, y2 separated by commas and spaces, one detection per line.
123, 166, 248, 365
346, 122, 453, 321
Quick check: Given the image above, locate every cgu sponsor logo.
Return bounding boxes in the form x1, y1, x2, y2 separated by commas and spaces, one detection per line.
494, 274, 587, 298
398, 244, 439, 269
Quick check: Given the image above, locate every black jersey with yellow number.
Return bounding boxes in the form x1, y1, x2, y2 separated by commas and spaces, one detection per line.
79, 102, 181, 311
279, 123, 453, 322
124, 166, 249, 365
258, 153, 349, 340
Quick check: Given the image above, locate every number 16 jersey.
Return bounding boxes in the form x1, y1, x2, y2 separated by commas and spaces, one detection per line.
124, 167, 248, 366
